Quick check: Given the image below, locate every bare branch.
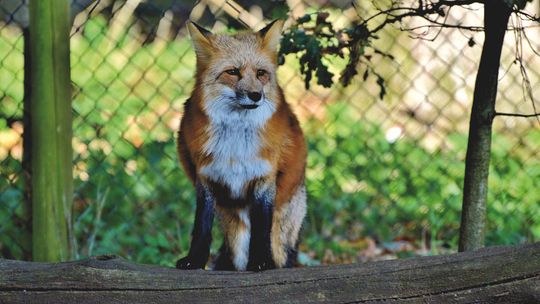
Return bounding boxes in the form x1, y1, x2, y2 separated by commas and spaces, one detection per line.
361, 0, 485, 34
494, 112, 540, 118
402, 23, 483, 33
510, 13, 540, 125
513, 9, 540, 23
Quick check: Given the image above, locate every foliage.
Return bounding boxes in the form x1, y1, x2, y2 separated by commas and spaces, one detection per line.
1, 6, 539, 264
279, 0, 540, 253
5, 101, 539, 264
0, 155, 25, 259
281, 0, 539, 94
302, 103, 540, 260
280, 12, 389, 98
15, 101, 540, 265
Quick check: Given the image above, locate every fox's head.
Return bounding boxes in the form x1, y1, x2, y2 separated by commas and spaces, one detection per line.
187, 20, 284, 120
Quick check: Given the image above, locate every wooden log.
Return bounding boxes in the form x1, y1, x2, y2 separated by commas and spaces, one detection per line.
0, 242, 539, 303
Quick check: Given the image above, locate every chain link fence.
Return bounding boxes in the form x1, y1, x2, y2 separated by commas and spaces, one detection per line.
1, 0, 539, 265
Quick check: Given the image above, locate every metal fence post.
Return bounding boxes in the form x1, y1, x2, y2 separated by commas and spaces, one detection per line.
28, 0, 73, 262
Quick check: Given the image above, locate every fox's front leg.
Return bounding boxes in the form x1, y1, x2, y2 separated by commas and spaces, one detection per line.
247, 182, 275, 271
176, 181, 214, 270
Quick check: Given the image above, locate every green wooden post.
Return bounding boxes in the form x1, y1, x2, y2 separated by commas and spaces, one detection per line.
29, 0, 73, 262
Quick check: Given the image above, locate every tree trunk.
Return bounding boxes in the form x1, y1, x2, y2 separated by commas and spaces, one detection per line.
28, 0, 73, 262
459, 1, 512, 252
0, 243, 539, 303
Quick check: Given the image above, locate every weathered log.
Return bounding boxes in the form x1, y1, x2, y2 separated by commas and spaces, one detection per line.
0, 242, 539, 303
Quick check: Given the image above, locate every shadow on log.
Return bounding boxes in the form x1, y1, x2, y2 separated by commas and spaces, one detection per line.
1, 242, 539, 303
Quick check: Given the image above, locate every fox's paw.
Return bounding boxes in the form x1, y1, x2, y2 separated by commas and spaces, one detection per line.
176, 256, 207, 270
247, 256, 275, 272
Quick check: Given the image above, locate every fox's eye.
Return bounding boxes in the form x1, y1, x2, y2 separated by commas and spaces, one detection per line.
225, 68, 240, 76
257, 69, 268, 77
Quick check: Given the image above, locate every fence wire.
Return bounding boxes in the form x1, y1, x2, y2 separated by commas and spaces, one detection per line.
1, 0, 539, 265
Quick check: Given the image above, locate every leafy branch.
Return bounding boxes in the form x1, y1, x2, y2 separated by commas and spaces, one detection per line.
279, 12, 390, 98
279, 0, 538, 101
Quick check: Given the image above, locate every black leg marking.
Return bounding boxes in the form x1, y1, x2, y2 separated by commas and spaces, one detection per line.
285, 247, 299, 268
285, 235, 302, 268
213, 242, 236, 271
247, 187, 275, 271
176, 181, 214, 270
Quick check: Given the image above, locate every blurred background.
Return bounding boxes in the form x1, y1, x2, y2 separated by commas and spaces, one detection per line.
0, 0, 539, 266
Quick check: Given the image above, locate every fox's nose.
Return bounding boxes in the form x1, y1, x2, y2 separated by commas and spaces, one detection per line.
247, 91, 262, 102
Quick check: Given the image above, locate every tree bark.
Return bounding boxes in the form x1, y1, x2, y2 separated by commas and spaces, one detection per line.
28, 0, 73, 262
0, 243, 539, 303
459, 1, 512, 252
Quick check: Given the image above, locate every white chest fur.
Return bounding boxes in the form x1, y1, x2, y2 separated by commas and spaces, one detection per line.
200, 95, 276, 199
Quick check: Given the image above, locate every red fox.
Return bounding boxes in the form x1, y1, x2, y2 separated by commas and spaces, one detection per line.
175, 20, 307, 271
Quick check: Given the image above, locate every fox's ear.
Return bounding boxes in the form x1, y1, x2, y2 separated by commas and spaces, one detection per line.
258, 19, 284, 51
187, 21, 213, 59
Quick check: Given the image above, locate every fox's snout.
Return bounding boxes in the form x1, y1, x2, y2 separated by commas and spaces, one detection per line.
236, 90, 263, 102
247, 91, 262, 102
234, 90, 263, 109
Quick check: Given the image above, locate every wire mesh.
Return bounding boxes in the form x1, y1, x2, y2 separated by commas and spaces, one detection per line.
0, 0, 539, 265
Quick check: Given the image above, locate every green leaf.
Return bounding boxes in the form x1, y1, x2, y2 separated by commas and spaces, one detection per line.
316, 61, 334, 87
297, 14, 312, 24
